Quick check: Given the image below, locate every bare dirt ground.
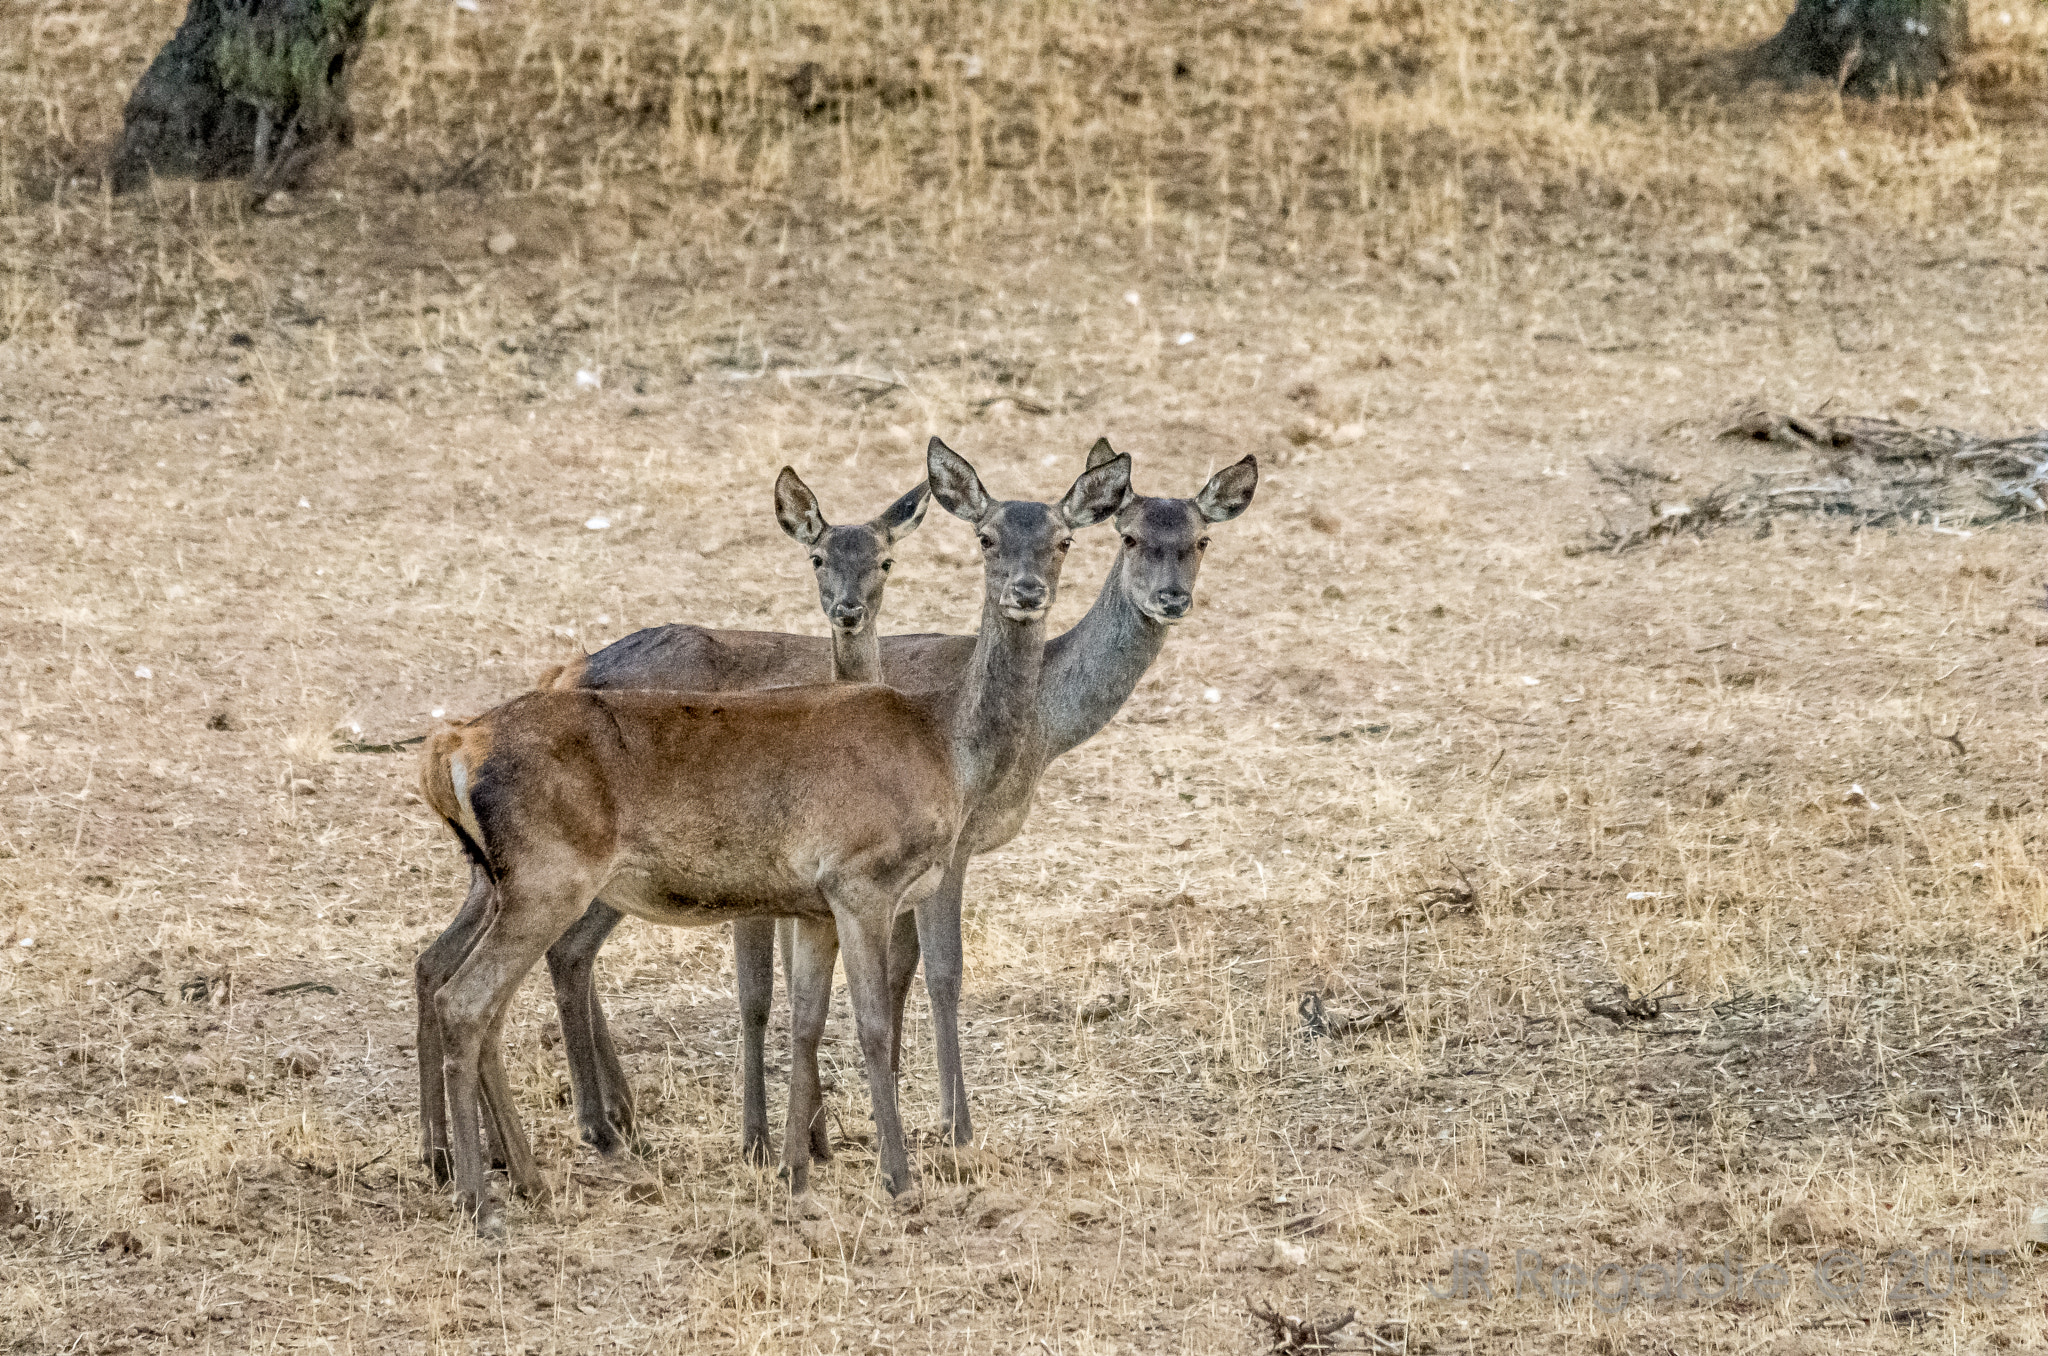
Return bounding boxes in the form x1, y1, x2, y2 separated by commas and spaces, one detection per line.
6, 0, 2048, 1351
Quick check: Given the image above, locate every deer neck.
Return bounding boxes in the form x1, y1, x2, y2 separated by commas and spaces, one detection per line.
828, 619, 882, 684
1039, 550, 1170, 759
947, 598, 1048, 805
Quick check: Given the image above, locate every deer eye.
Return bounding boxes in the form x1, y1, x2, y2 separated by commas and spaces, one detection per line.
810, 555, 824, 568
977, 534, 993, 550
1121, 534, 1136, 550
1057, 538, 1072, 552
881, 560, 893, 572
1197, 538, 1211, 550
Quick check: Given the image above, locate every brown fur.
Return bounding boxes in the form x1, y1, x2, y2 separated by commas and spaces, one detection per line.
533, 654, 586, 690
435, 686, 960, 926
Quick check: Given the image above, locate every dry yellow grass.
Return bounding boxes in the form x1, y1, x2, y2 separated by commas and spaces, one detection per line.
6, 0, 2048, 1351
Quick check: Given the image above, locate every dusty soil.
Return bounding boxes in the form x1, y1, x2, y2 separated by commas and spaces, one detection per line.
6, 0, 2048, 1352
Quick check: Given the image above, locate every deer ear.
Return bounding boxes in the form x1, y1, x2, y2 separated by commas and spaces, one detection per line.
1084, 436, 1118, 471
926, 437, 992, 522
872, 481, 931, 545
1194, 455, 1258, 523
1058, 452, 1131, 528
774, 467, 828, 545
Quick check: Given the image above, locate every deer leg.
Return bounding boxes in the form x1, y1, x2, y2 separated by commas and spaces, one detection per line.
781, 914, 839, 1194
438, 869, 592, 1238
733, 915, 776, 1165
543, 899, 630, 1157
416, 863, 495, 1184
884, 905, 922, 1076
585, 971, 634, 1138
827, 888, 916, 1200
479, 1008, 548, 1200
916, 856, 974, 1146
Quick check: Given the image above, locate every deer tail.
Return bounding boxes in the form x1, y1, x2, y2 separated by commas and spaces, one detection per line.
419, 727, 495, 879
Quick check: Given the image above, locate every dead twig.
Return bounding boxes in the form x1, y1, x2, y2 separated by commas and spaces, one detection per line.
1299, 992, 1404, 1039
1248, 1299, 1359, 1354
1586, 411, 2048, 553
1586, 974, 1675, 1023
335, 735, 426, 754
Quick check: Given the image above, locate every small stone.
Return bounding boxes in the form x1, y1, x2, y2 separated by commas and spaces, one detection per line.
260, 191, 294, 215
1078, 992, 1128, 1023
487, 231, 516, 255
1269, 1237, 1309, 1270
1308, 506, 1344, 535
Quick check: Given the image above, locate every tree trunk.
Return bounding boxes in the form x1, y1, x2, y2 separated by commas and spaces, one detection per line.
111, 0, 374, 193
1755, 0, 1967, 96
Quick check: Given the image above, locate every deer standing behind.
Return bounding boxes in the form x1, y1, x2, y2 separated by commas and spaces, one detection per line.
413, 468, 927, 1182
415, 440, 1129, 1234
510, 440, 1257, 1168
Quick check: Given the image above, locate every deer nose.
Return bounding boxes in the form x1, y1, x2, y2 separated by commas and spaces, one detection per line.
830, 602, 867, 628
1154, 588, 1192, 618
1006, 582, 1049, 612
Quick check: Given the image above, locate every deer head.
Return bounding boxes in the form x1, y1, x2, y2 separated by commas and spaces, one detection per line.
927, 436, 1129, 622
775, 468, 929, 634
1086, 436, 1258, 625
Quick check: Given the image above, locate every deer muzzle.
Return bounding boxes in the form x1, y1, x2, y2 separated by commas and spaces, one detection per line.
1001, 580, 1049, 621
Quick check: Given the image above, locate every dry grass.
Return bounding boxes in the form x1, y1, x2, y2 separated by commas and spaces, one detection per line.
6, 0, 2048, 1352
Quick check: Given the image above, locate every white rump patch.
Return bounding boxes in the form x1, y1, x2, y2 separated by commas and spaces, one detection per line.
448, 754, 487, 847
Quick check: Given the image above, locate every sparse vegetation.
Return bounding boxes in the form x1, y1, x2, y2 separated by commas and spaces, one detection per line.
4, 0, 2048, 1351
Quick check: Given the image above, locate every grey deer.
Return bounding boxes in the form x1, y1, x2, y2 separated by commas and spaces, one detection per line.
413, 466, 928, 1183
509, 439, 1258, 1169
415, 440, 1129, 1234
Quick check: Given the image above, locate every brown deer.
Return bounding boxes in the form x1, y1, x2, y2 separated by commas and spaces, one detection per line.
413, 468, 927, 1182
415, 440, 1129, 1234
506, 441, 1258, 1167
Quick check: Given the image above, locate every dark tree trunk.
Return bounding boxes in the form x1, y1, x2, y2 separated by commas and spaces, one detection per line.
1756, 0, 1967, 96
111, 0, 375, 193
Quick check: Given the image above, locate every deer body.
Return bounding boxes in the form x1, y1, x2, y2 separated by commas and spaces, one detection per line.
414, 442, 1127, 1234
427, 688, 958, 932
